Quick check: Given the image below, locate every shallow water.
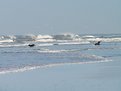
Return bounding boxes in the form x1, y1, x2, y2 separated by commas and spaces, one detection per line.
0, 34, 121, 74
0, 34, 121, 91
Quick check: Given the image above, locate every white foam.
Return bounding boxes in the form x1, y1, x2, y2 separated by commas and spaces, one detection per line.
87, 38, 121, 42
0, 39, 14, 43
38, 43, 53, 46
101, 38, 121, 42
0, 43, 27, 47
0, 34, 121, 48
37, 49, 68, 53
36, 35, 55, 42
37, 35, 53, 39
82, 35, 95, 38
57, 42, 90, 45
0, 59, 112, 75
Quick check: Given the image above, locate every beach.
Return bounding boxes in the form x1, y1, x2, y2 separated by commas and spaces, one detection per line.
0, 34, 121, 91
0, 0, 121, 90
0, 60, 121, 91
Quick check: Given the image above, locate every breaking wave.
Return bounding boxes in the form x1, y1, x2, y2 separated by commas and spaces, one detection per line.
0, 33, 120, 75
0, 33, 121, 46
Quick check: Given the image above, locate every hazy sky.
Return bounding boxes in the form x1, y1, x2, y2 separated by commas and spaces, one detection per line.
0, 0, 121, 35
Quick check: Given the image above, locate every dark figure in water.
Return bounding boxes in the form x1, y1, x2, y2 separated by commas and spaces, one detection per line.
28, 44, 35, 47
53, 43, 59, 45
94, 41, 101, 45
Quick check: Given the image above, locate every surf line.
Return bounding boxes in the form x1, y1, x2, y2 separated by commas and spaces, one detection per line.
0, 59, 112, 75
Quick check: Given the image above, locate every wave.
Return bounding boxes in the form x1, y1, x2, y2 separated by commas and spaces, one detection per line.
0, 58, 112, 75
36, 35, 55, 42
37, 49, 78, 53
0, 48, 80, 54
0, 34, 121, 48
53, 41, 90, 45
1, 45, 121, 54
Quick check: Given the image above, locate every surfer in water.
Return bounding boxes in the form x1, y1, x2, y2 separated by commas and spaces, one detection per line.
28, 44, 35, 47
94, 41, 101, 45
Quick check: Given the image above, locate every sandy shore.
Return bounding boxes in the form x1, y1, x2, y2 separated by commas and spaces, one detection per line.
0, 60, 121, 91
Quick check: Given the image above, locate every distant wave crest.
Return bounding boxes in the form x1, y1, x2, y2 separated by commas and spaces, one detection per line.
0, 33, 121, 47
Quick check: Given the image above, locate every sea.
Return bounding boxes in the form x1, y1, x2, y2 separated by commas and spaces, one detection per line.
0, 33, 121, 74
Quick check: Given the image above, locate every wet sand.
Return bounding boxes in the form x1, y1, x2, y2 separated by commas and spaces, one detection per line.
0, 60, 121, 91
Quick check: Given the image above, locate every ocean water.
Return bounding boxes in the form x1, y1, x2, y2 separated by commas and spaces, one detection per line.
0, 33, 121, 74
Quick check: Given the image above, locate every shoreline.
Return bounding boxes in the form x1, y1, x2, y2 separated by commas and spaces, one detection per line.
0, 59, 112, 75
0, 60, 121, 91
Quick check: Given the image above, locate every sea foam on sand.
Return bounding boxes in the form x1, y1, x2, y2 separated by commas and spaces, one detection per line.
0, 60, 121, 91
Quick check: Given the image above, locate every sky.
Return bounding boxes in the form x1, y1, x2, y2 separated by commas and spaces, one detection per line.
0, 0, 121, 35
